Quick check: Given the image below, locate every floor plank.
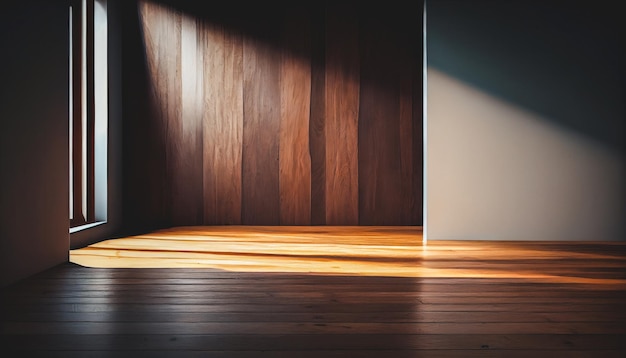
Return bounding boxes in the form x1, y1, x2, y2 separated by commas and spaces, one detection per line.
2, 226, 625, 356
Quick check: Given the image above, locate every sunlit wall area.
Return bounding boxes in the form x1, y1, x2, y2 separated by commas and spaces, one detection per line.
426, 0, 624, 241
122, 0, 423, 230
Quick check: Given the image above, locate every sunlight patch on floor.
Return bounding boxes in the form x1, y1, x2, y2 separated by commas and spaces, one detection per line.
70, 226, 626, 285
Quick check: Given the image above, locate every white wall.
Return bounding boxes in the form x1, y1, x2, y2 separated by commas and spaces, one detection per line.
426, 0, 624, 241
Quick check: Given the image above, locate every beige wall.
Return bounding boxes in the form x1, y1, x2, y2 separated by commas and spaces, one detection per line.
426, 0, 624, 241
427, 68, 624, 241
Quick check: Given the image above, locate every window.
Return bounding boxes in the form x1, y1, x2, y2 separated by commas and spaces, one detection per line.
70, 0, 107, 230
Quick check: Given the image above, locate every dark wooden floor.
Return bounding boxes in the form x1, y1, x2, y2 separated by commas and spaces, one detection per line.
2, 228, 626, 357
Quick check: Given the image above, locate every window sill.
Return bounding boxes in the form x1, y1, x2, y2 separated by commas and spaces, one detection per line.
70, 221, 107, 234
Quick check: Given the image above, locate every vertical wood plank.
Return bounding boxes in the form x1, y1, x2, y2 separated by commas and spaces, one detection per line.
398, 1, 422, 226
163, 8, 182, 228
215, 29, 243, 224
194, 18, 206, 224
357, 56, 402, 224
134, 1, 424, 227
358, 8, 410, 225
172, 14, 203, 225
202, 24, 244, 225
279, 8, 312, 225
412, 3, 424, 225
309, 5, 327, 225
324, 3, 360, 225
140, 1, 181, 227
126, 1, 164, 231
201, 22, 222, 225
399, 72, 414, 224
242, 36, 281, 225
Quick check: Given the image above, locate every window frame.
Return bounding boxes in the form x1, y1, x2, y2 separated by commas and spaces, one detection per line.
70, 0, 106, 229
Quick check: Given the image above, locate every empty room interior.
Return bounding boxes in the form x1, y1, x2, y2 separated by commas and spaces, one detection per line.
1, 0, 625, 357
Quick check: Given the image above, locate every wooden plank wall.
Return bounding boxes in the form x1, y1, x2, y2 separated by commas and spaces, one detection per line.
125, 0, 423, 228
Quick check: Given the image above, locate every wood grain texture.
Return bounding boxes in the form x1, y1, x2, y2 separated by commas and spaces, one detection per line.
216, 29, 244, 225
397, 3, 419, 225
358, 4, 421, 225
130, 1, 424, 227
174, 14, 203, 225
153, 3, 181, 226
410, 2, 425, 225
399, 73, 414, 224
68, 226, 626, 284
309, 6, 327, 225
201, 22, 221, 225
3, 228, 626, 356
242, 35, 281, 225
324, 3, 360, 225
279, 7, 312, 225
122, 0, 164, 231
358, 11, 401, 225
203, 23, 243, 225
140, 1, 181, 226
